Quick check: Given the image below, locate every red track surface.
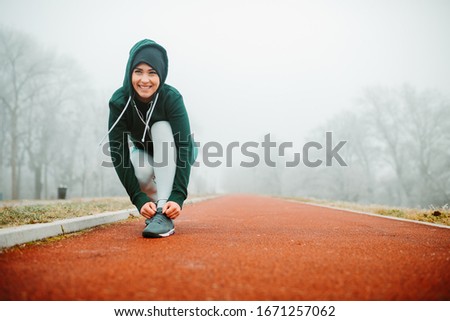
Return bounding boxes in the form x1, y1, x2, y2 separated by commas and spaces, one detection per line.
1, 195, 449, 300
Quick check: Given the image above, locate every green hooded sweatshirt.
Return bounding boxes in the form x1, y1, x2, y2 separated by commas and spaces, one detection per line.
108, 39, 194, 212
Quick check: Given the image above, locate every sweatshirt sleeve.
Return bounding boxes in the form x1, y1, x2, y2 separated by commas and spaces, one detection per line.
166, 92, 194, 208
108, 98, 151, 213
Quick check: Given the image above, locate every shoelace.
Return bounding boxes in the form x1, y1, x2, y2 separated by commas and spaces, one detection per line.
150, 213, 165, 225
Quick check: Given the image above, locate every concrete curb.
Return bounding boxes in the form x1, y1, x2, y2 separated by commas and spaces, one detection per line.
284, 198, 450, 230
0, 195, 218, 249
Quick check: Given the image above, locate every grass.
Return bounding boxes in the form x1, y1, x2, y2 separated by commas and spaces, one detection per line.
0, 197, 134, 228
290, 197, 450, 227
1, 195, 448, 228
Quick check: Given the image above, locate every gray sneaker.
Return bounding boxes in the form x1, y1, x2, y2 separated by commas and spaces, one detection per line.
142, 209, 175, 238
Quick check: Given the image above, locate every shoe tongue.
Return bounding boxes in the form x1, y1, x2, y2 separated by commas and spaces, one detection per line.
154, 213, 165, 223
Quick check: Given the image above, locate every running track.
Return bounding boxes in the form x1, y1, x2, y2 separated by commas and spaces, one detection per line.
1, 195, 449, 300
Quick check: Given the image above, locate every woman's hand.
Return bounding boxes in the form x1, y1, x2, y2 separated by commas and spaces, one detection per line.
163, 201, 181, 219
140, 202, 157, 219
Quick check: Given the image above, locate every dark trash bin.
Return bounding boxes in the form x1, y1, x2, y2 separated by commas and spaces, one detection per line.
58, 186, 67, 199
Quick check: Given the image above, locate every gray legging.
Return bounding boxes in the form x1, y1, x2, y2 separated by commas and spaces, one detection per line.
130, 121, 176, 209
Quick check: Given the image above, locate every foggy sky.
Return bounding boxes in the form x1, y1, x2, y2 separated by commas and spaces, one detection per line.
1, 0, 450, 146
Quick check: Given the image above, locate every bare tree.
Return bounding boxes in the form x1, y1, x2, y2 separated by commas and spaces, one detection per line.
310, 84, 450, 207
320, 110, 378, 203
294, 84, 450, 208
0, 98, 7, 197
400, 85, 450, 205
24, 87, 62, 199
361, 86, 416, 205
0, 27, 54, 199
0, 27, 102, 200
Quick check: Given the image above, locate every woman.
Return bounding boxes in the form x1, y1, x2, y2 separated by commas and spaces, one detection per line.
105, 39, 195, 238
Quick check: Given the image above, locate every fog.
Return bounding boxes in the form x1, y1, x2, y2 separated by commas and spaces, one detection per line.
1, 0, 449, 207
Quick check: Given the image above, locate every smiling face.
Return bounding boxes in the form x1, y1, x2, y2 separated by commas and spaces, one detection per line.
131, 63, 160, 103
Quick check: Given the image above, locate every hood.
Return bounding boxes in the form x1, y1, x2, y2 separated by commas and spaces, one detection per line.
99, 39, 169, 146
122, 39, 169, 97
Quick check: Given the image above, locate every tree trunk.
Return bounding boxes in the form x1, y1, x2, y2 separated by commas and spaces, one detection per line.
11, 109, 19, 199
44, 163, 48, 199
34, 165, 42, 199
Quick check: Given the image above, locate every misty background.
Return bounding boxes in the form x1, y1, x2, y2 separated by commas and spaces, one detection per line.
1, 0, 449, 208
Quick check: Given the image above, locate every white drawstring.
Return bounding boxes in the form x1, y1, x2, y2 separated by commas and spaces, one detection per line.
98, 95, 132, 146
99, 92, 159, 146
141, 92, 159, 142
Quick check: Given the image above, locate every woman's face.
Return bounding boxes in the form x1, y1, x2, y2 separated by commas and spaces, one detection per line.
132, 63, 160, 103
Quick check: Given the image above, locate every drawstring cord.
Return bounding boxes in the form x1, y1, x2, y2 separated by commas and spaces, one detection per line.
141, 93, 159, 142
98, 95, 132, 146
98, 92, 159, 146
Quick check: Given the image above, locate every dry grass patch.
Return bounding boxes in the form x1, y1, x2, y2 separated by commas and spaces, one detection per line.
290, 197, 450, 227
0, 197, 134, 228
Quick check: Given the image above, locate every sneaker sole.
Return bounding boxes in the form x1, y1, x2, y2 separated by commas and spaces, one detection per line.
142, 228, 175, 238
